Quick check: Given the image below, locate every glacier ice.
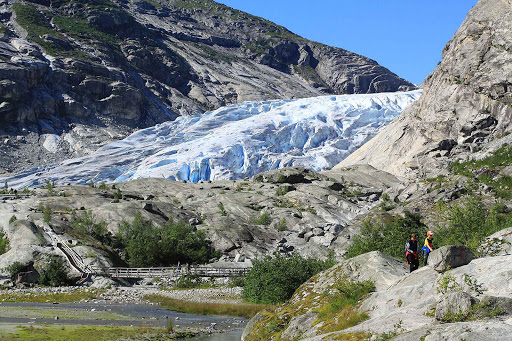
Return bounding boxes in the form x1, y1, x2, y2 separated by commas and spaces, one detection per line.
3, 91, 421, 188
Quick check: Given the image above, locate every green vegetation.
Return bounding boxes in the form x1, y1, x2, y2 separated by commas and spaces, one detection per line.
243, 253, 335, 304
276, 218, 287, 232
98, 182, 108, 190
1, 325, 193, 341
379, 193, 396, 211
145, 294, 273, 319
71, 210, 108, 242
53, 14, 118, 45
0, 289, 104, 303
249, 212, 272, 226
193, 43, 237, 62
442, 301, 503, 323
346, 211, 427, 260
38, 256, 70, 286
44, 179, 55, 196
174, 274, 211, 289
450, 144, 512, 199
114, 188, 122, 200
5, 261, 30, 280
42, 205, 53, 224
0, 231, 8, 255
217, 202, 227, 216
435, 196, 512, 252
315, 278, 375, 333
117, 213, 218, 267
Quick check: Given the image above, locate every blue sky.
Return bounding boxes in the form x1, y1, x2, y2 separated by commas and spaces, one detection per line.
216, 0, 478, 85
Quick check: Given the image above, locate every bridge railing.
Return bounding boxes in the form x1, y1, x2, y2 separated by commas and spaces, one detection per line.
105, 266, 247, 278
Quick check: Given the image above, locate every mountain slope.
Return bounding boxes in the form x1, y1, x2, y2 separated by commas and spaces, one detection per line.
2, 90, 420, 188
338, 0, 512, 178
0, 0, 415, 174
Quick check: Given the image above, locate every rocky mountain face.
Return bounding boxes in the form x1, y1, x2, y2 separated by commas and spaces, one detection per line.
338, 0, 512, 179
0, 165, 403, 273
0, 0, 415, 174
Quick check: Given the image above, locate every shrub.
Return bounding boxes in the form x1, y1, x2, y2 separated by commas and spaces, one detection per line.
42, 205, 53, 224
39, 256, 70, 286
117, 213, 218, 267
346, 211, 427, 260
114, 188, 122, 200
71, 210, 108, 241
217, 202, 227, 216
436, 196, 512, 252
242, 253, 334, 304
277, 218, 287, 232
8, 215, 17, 224
6, 262, 29, 279
98, 183, 108, 190
0, 231, 8, 255
249, 212, 271, 226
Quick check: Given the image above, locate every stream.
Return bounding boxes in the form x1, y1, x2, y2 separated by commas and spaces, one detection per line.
0, 302, 247, 339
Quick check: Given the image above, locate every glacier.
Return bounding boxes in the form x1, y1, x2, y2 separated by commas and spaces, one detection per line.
3, 90, 421, 188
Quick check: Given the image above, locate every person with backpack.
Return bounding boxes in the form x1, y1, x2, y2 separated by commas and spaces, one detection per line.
405, 233, 419, 273
422, 231, 434, 266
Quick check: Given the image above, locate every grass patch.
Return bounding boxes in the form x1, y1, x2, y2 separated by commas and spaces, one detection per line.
249, 212, 272, 226
3, 325, 193, 341
0, 289, 104, 303
144, 295, 273, 319
53, 15, 118, 45
314, 278, 375, 334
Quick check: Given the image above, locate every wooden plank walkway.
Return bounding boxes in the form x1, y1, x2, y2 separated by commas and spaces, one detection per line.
102, 266, 247, 279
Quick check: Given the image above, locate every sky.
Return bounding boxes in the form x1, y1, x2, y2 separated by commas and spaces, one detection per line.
215, 0, 479, 85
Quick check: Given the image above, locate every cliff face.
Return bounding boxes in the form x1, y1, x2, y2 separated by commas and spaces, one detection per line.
338, 0, 512, 178
0, 0, 414, 174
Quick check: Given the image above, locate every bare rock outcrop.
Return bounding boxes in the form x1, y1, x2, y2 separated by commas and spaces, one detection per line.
338, 0, 512, 178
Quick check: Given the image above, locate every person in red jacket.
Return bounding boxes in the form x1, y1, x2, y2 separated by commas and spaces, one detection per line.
405, 233, 419, 273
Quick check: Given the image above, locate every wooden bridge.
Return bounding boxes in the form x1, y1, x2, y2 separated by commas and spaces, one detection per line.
100, 266, 247, 279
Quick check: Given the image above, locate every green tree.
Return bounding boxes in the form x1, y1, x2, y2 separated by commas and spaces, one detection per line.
39, 256, 69, 286
346, 211, 427, 259
71, 210, 108, 241
5, 261, 29, 280
242, 253, 334, 304
117, 213, 218, 267
436, 196, 512, 252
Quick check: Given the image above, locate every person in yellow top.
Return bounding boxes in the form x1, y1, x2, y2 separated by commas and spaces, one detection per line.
422, 231, 434, 266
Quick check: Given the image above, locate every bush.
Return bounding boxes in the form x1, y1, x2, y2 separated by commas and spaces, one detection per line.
0, 231, 8, 255
6, 262, 29, 279
71, 210, 108, 241
242, 253, 335, 304
8, 215, 17, 224
175, 274, 203, 289
39, 256, 69, 286
249, 212, 272, 226
436, 196, 512, 252
346, 211, 427, 260
117, 213, 218, 267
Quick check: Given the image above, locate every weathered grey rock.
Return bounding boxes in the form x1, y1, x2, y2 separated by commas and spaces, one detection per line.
241, 312, 265, 341
435, 291, 477, 321
428, 245, 474, 272
479, 227, 512, 256
280, 312, 318, 340
338, 0, 512, 179
391, 320, 512, 341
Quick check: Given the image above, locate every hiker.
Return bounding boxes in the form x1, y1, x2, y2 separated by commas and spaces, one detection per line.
177, 261, 181, 273
405, 233, 419, 273
422, 231, 434, 266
